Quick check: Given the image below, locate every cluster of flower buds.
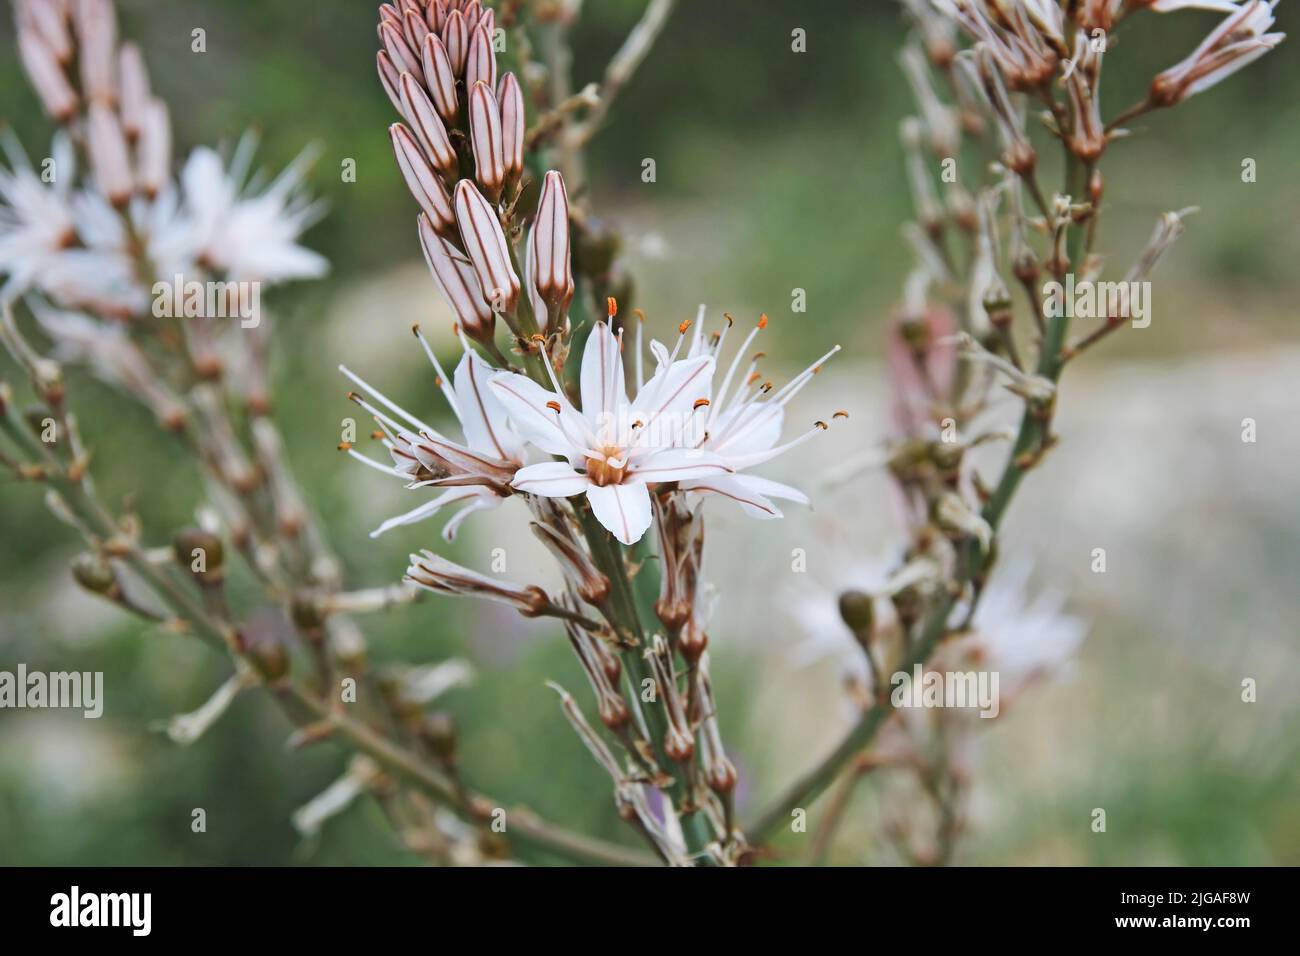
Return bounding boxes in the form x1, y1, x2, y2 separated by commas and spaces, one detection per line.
375, 0, 572, 351
13, 0, 171, 201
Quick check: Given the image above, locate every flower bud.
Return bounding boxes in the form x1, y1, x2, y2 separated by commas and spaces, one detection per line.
117, 44, 150, 138
453, 179, 519, 314
87, 102, 133, 206
16, 27, 78, 122
71, 552, 119, 596
838, 589, 875, 635
420, 33, 459, 121
441, 9, 468, 75
417, 213, 495, 341
173, 527, 225, 586
137, 99, 171, 198
244, 628, 291, 684
376, 50, 403, 115
465, 23, 496, 92
402, 8, 429, 55
398, 73, 456, 180
526, 171, 575, 327
379, 20, 423, 85
497, 72, 525, 187
468, 80, 505, 200
390, 123, 455, 233
74, 0, 117, 103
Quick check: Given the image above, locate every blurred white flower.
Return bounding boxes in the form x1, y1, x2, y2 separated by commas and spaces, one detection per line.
178, 135, 328, 284
0, 131, 77, 305
955, 560, 1088, 689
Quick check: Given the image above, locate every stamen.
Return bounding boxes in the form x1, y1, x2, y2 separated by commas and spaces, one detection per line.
339, 364, 439, 436
633, 309, 646, 391
693, 398, 710, 410
412, 324, 459, 416
607, 296, 618, 319
713, 320, 764, 412
345, 447, 406, 478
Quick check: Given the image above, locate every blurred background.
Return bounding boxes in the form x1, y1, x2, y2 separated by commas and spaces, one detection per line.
1, 0, 1297, 865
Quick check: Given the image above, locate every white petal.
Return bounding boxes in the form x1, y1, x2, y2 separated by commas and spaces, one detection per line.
370, 487, 483, 537
627, 448, 733, 484
512, 461, 590, 497
630, 354, 714, 445
586, 481, 653, 545
454, 348, 523, 462
680, 474, 783, 519
488, 371, 584, 458
580, 321, 626, 437
732, 473, 809, 505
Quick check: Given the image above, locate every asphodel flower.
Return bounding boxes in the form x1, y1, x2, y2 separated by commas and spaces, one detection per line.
340, 325, 524, 541
491, 320, 731, 545
658, 309, 842, 519
1149, 0, 1284, 107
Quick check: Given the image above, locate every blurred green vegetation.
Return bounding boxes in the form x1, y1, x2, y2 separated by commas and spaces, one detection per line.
1, 1, 1297, 865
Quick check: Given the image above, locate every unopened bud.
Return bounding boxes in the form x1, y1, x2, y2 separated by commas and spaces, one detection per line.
838, 589, 875, 635
173, 527, 224, 585
245, 633, 290, 684
71, 552, 118, 596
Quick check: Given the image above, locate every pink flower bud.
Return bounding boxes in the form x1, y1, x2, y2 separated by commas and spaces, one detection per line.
498, 72, 525, 186
427, 0, 448, 33
391, 123, 455, 234
16, 27, 77, 122
479, 7, 496, 36
442, 9, 468, 75
118, 43, 151, 139
137, 98, 172, 198
399, 73, 457, 180
74, 0, 118, 103
421, 33, 459, 122
380, 20, 424, 86
468, 80, 505, 200
87, 101, 133, 205
465, 24, 496, 91
417, 213, 495, 341
453, 179, 519, 314
527, 171, 574, 326
376, 50, 404, 115
16, 0, 72, 64
402, 8, 429, 55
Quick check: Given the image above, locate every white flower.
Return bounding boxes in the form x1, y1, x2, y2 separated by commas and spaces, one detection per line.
956, 560, 1088, 687
178, 136, 328, 284
341, 326, 525, 542
492, 320, 732, 545
0, 131, 77, 305
668, 309, 841, 519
